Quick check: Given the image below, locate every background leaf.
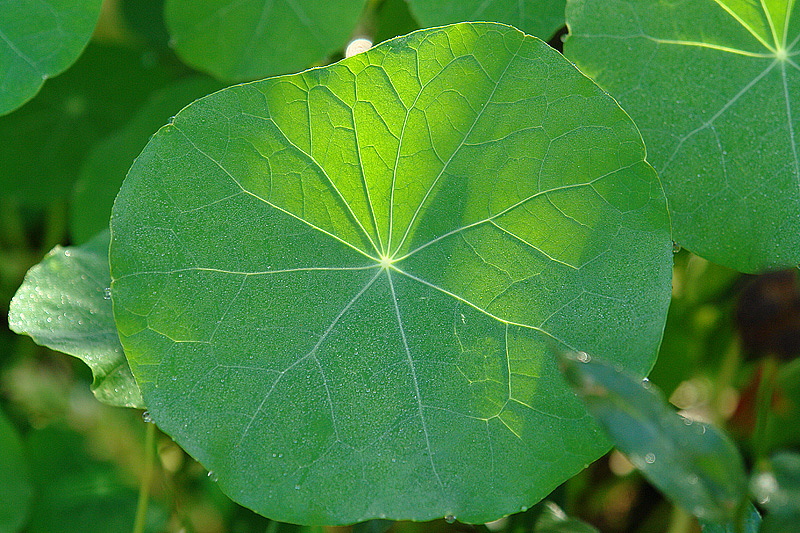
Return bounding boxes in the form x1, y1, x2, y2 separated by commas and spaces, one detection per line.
0, 0, 102, 115
70, 76, 222, 244
564, 0, 800, 272
164, 0, 369, 82
407, 0, 566, 41
561, 353, 749, 522
0, 408, 32, 533
110, 23, 672, 524
0, 43, 176, 206
699, 502, 761, 533
8, 230, 143, 408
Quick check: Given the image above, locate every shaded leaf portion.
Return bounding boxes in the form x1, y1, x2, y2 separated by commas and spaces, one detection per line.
0, 0, 102, 115
0, 408, 32, 533
564, 0, 800, 272
9, 231, 143, 408
0, 44, 175, 205
71, 76, 222, 244
111, 23, 672, 524
407, 0, 566, 41
699, 502, 761, 533
561, 353, 748, 522
164, 0, 368, 81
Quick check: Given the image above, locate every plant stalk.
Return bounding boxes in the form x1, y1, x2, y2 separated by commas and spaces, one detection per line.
133, 421, 157, 533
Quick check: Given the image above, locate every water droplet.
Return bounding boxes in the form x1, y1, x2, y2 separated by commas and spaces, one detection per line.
103, 288, 112, 300
208, 471, 218, 482
64, 249, 71, 257
294, 484, 300, 490
672, 241, 681, 253
142, 411, 153, 423
444, 515, 456, 524
576, 352, 591, 363
644, 453, 656, 464
642, 377, 652, 389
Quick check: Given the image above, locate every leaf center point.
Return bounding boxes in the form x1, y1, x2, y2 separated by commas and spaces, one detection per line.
378, 254, 395, 270
776, 47, 788, 61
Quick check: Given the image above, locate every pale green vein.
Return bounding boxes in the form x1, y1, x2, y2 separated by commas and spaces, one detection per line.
114, 265, 379, 281
760, 0, 781, 49
386, 268, 444, 489
489, 220, 579, 270
237, 269, 383, 447
713, 0, 777, 51
171, 125, 380, 263
644, 35, 774, 57
393, 42, 524, 257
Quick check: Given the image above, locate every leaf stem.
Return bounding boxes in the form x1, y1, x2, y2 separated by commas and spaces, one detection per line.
751, 357, 779, 460
133, 421, 157, 533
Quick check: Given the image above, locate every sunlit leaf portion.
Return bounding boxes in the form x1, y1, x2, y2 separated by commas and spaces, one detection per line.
0, 408, 32, 533
407, 0, 566, 41
565, 0, 800, 272
8, 231, 143, 408
561, 353, 748, 522
0, 0, 102, 115
111, 23, 672, 524
164, 0, 368, 82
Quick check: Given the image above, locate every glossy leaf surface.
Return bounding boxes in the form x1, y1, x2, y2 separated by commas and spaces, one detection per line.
111, 23, 673, 524
407, 0, 566, 41
164, 0, 368, 82
0, 408, 32, 533
9, 231, 143, 408
561, 353, 748, 522
565, 0, 800, 272
71, 77, 222, 244
0, 0, 102, 115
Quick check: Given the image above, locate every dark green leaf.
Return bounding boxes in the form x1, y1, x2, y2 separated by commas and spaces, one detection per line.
0, 408, 32, 533
699, 502, 761, 533
164, 0, 369, 82
70, 76, 223, 244
8, 230, 143, 408
374, 0, 420, 45
407, 0, 566, 41
564, 1, 800, 272
561, 353, 748, 522
0, 43, 175, 205
110, 23, 672, 524
0, 0, 102, 115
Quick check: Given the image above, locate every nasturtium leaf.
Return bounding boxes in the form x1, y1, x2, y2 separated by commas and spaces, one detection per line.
0, 408, 32, 533
564, 0, 800, 273
407, 0, 567, 41
71, 76, 222, 244
164, 0, 368, 82
0, 0, 102, 115
374, 0, 420, 46
110, 23, 673, 524
8, 231, 143, 409
561, 354, 748, 523
0, 43, 175, 205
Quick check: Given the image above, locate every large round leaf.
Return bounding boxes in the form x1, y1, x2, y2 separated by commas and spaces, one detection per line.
407, 0, 567, 41
164, 0, 368, 82
0, 0, 102, 115
110, 23, 673, 524
565, 0, 800, 273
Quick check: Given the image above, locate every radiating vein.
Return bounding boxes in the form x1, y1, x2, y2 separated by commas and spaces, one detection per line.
660, 60, 778, 174
171, 124, 379, 263
713, 0, 777, 51
393, 40, 525, 256
643, 35, 774, 57
386, 269, 444, 489
238, 269, 383, 447
760, 0, 781, 49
